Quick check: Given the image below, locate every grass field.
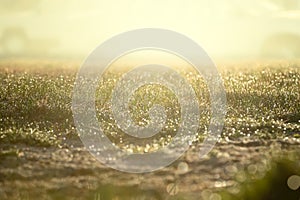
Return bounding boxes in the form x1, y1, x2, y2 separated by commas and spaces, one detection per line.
0, 59, 299, 199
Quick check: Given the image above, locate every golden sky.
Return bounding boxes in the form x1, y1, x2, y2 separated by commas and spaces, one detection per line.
1, 0, 299, 59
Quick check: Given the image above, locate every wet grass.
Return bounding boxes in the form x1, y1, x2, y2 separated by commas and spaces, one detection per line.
0, 60, 299, 199
218, 150, 300, 200
0, 60, 299, 147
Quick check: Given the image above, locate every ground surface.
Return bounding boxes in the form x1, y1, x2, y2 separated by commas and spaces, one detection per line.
0, 59, 299, 200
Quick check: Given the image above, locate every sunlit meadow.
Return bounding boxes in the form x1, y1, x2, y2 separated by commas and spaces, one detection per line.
0, 60, 299, 199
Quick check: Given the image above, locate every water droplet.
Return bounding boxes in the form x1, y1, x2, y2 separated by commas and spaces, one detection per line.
287, 175, 300, 190
177, 162, 189, 174
247, 164, 257, 175
166, 183, 178, 196
209, 193, 222, 200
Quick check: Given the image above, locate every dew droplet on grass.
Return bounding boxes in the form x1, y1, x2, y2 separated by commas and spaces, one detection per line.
166, 183, 179, 196
287, 175, 300, 190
